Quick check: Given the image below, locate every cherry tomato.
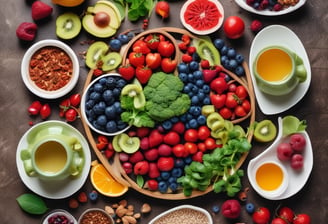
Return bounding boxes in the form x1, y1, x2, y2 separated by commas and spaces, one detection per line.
223, 16, 245, 39
197, 142, 207, 152
28, 100, 42, 115
69, 93, 81, 107
184, 129, 198, 142
128, 52, 145, 67
172, 144, 188, 157
225, 92, 239, 108
210, 93, 226, 109
163, 131, 180, 146
234, 105, 247, 117
161, 58, 177, 73
252, 207, 271, 224
235, 85, 248, 100
40, 103, 51, 120
242, 99, 251, 112
278, 207, 294, 223
157, 41, 175, 57
210, 77, 228, 94
184, 142, 198, 154
293, 214, 311, 224
219, 107, 233, 119
65, 108, 77, 122
146, 52, 162, 69
197, 126, 211, 140
204, 137, 217, 150
271, 217, 288, 224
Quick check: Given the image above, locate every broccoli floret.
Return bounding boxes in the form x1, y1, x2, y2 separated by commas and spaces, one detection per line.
143, 72, 191, 122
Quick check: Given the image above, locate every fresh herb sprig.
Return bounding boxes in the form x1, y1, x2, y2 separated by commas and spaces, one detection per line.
178, 136, 252, 197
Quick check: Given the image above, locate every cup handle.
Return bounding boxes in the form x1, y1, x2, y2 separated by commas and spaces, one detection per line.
294, 54, 307, 82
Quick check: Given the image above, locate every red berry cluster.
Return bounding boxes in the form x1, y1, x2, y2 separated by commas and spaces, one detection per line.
28, 101, 51, 121
59, 94, 81, 122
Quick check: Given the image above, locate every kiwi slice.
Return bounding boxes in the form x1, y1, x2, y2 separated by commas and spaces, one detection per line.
56, 12, 82, 40
101, 52, 122, 71
193, 36, 221, 66
201, 105, 216, 117
254, 120, 277, 142
112, 134, 123, 152
85, 41, 109, 69
117, 133, 140, 154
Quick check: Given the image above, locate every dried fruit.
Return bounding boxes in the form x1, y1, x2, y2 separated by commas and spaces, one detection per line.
16, 22, 38, 41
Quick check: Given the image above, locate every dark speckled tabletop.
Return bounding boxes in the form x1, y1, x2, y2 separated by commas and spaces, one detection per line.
1, 0, 327, 223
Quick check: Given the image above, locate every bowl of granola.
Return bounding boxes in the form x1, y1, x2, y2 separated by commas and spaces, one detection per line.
21, 39, 80, 99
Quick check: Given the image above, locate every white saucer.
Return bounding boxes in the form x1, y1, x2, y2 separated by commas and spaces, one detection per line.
248, 117, 313, 200
249, 25, 311, 115
234, 0, 306, 16
16, 121, 91, 199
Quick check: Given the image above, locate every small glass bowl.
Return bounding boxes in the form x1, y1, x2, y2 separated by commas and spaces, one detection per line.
42, 209, 77, 224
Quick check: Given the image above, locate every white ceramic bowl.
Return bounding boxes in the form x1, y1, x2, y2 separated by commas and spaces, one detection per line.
42, 209, 77, 224
149, 205, 213, 224
21, 39, 79, 99
80, 73, 131, 136
78, 208, 114, 224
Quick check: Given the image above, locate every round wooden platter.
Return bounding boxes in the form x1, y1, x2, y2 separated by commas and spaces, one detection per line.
80, 28, 256, 200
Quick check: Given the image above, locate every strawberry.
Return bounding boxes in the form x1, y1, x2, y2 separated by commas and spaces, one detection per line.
181, 54, 193, 63
77, 192, 88, 203
136, 66, 152, 84
31, 1, 53, 21
118, 64, 135, 81
202, 69, 218, 83
16, 22, 38, 41
200, 60, 210, 69
250, 20, 263, 33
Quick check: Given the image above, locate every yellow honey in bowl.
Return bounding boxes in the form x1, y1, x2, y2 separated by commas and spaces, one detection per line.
35, 141, 67, 173
255, 162, 284, 191
256, 48, 293, 82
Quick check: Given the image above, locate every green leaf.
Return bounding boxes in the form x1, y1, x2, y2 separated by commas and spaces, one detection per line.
283, 115, 307, 136
136, 175, 145, 188
16, 193, 48, 215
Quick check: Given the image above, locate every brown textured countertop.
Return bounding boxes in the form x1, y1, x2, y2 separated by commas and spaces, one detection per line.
1, 0, 327, 223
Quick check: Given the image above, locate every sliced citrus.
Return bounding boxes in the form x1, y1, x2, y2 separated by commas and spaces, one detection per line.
90, 161, 128, 197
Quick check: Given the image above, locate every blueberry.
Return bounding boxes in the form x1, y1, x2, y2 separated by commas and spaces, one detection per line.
126, 31, 135, 40
227, 48, 237, 59
220, 45, 228, 55
98, 77, 107, 85
192, 52, 201, 62
193, 70, 203, 80
88, 191, 98, 201
221, 55, 229, 64
179, 114, 188, 122
112, 88, 121, 98
191, 85, 199, 94
192, 106, 201, 116
202, 85, 210, 94
103, 90, 114, 104
213, 38, 225, 50
94, 83, 104, 92
235, 54, 244, 64
86, 99, 95, 109
89, 91, 101, 102
106, 120, 117, 133
106, 77, 116, 88
170, 116, 179, 123
117, 34, 129, 44
162, 120, 173, 130
117, 120, 128, 130
96, 115, 107, 126
161, 171, 170, 180
184, 156, 192, 165
203, 96, 211, 105
93, 103, 105, 115
158, 181, 168, 193
235, 66, 245, 76
168, 176, 177, 183
116, 78, 127, 88
177, 62, 189, 73
191, 95, 200, 105
105, 106, 116, 119
212, 205, 220, 213
109, 39, 122, 51
246, 203, 255, 214
189, 61, 199, 71
197, 115, 206, 125
228, 59, 238, 69
188, 118, 198, 129
197, 91, 205, 101
113, 101, 122, 114
169, 182, 178, 192
174, 158, 185, 168
179, 72, 188, 83
92, 120, 103, 130
195, 79, 204, 88
171, 168, 183, 177
187, 73, 195, 82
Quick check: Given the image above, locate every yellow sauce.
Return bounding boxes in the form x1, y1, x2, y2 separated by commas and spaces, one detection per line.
255, 162, 284, 191
35, 141, 67, 173
256, 48, 293, 82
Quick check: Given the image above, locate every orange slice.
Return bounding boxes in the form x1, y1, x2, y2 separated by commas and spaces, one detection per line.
90, 161, 128, 197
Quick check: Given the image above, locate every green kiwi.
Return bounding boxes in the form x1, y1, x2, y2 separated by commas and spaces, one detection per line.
121, 84, 142, 97
85, 41, 109, 69
101, 52, 122, 71
193, 36, 221, 66
56, 12, 82, 40
118, 133, 140, 154
254, 120, 277, 142
112, 134, 123, 152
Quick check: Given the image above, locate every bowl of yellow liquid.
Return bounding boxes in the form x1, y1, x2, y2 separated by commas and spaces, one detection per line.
251, 161, 288, 199
253, 46, 307, 96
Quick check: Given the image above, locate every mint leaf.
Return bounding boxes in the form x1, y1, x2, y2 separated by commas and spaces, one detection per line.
16, 193, 48, 215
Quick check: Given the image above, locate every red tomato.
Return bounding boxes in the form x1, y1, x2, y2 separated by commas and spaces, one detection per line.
135, 66, 152, 84
219, 107, 233, 119
223, 16, 245, 39
161, 58, 177, 73
204, 137, 217, 150
197, 142, 207, 152
163, 131, 181, 146
172, 144, 189, 157
242, 99, 251, 112
146, 52, 161, 69
234, 105, 247, 117
129, 52, 145, 67
271, 218, 288, 224
65, 108, 77, 122
184, 142, 198, 154
157, 41, 175, 57
278, 207, 294, 223
293, 214, 311, 224
225, 92, 239, 108
228, 83, 237, 92
252, 207, 271, 224
235, 85, 248, 100
184, 129, 199, 142
197, 126, 211, 140
210, 77, 228, 94
132, 40, 151, 54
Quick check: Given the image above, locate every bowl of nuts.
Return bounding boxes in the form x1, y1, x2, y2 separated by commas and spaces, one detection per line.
21, 39, 80, 99
78, 208, 114, 224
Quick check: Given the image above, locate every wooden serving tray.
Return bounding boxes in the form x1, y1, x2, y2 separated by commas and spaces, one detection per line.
80, 28, 256, 200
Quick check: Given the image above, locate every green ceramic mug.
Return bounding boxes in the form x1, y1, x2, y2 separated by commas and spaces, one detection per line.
21, 134, 85, 181
253, 46, 307, 96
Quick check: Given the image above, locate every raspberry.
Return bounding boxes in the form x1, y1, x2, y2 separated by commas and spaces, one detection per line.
273, 3, 283, 11
77, 192, 88, 203
250, 20, 263, 33
93, 68, 103, 76
16, 22, 38, 41
259, 0, 270, 9
68, 198, 79, 209
246, 0, 255, 5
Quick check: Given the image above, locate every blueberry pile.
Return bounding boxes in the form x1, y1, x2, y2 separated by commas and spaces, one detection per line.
109, 32, 135, 51
84, 75, 128, 133
213, 38, 245, 77
157, 157, 192, 193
